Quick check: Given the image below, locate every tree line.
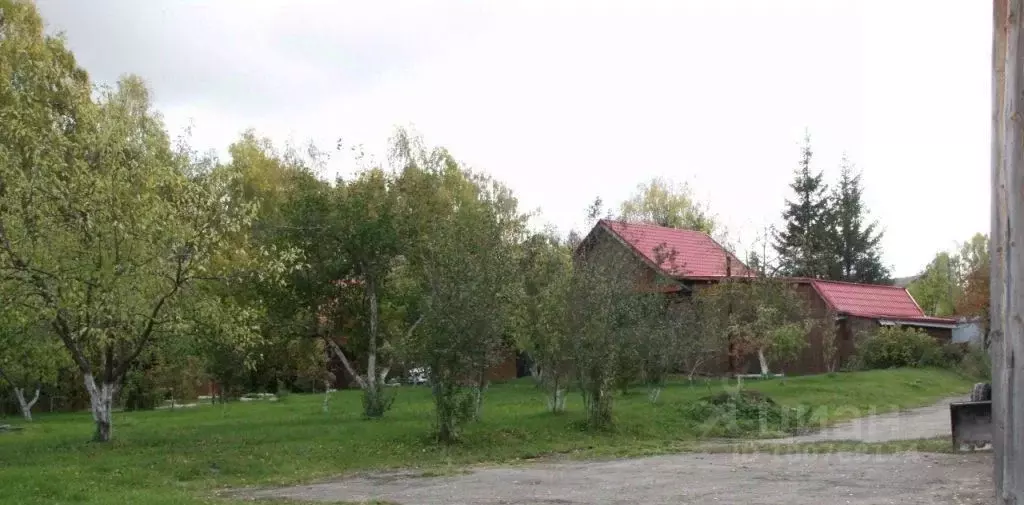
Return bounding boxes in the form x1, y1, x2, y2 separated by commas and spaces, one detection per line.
0, 0, 826, 442
603, 135, 892, 285
907, 234, 990, 324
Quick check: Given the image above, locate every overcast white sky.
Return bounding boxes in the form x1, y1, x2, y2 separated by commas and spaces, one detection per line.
35, 0, 991, 278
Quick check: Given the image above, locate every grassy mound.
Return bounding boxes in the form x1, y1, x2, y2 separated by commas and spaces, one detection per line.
681, 389, 811, 438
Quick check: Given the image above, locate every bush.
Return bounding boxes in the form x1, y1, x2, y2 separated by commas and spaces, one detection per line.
922, 343, 968, 368
957, 346, 992, 381
362, 387, 395, 418
680, 389, 811, 437
120, 370, 166, 411
856, 326, 940, 369
275, 380, 291, 403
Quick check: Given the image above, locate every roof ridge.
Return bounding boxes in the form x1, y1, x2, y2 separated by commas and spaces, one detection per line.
599, 219, 744, 259
599, 218, 712, 235
806, 278, 926, 319
597, 219, 752, 279
809, 278, 907, 290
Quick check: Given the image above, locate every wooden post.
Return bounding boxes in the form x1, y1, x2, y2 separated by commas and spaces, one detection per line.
992, 1, 1024, 502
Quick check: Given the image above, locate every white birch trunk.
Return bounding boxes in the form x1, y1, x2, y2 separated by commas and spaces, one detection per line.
83, 373, 116, 442
647, 387, 662, 404
366, 278, 379, 394
326, 338, 367, 389
547, 384, 566, 413
12, 387, 40, 422
757, 349, 770, 376
530, 363, 543, 384
322, 380, 332, 413
473, 366, 488, 420
686, 357, 705, 385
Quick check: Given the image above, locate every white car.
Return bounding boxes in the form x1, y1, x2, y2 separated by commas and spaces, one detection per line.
407, 367, 429, 385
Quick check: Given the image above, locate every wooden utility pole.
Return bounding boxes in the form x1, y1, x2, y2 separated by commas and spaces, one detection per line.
992, 1, 1024, 503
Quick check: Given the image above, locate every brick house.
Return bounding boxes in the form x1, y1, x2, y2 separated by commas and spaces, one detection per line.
575, 219, 956, 376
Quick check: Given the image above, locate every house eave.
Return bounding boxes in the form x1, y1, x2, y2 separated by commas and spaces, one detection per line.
877, 318, 958, 330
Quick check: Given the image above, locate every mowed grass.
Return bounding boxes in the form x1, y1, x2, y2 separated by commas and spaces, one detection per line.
0, 368, 971, 505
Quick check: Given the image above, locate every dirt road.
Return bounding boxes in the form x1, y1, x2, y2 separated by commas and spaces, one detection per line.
240, 398, 992, 504
241, 452, 991, 505
769, 396, 966, 444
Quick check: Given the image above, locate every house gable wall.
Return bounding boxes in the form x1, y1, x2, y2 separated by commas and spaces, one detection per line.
577, 226, 679, 292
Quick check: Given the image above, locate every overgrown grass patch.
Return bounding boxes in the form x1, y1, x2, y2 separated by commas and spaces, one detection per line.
0, 368, 970, 505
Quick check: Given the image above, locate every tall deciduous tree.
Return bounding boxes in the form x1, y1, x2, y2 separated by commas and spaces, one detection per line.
908, 233, 990, 330
219, 133, 337, 398
332, 168, 408, 417
0, 5, 268, 439
568, 241, 667, 429
828, 158, 889, 283
620, 177, 716, 234
955, 234, 990, 341
391, 130, 525, 442
908, 252, 962, 317
773, 135, 833, 278
516, 230, 573, 413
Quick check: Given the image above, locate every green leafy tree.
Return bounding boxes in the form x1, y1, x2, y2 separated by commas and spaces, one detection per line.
516, 230, 573, 413
0, 295, 67, 420
818, 310, 840, 373
697, 278, 809, 376
620, 177, 716, 234
330, 168, 408, 417
955, 234, 990, 343
773, 135, 833, 278
673, 295, 728, 382
908, 252, 961, 317
908, 233, 989, 336
634, 299, 679, 403
828, 158, 890, 283
213, 133, 337, 398
568, 241, 667, 429
0, 11, 269, 440
391, 130, 525, 441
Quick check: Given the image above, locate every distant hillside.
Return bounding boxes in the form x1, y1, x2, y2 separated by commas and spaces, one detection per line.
893, 275, 920, 288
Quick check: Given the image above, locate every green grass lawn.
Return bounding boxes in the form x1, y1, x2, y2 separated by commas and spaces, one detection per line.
0, 368, 972, 505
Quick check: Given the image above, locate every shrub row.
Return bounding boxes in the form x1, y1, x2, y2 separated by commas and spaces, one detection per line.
851, 325, 989, 381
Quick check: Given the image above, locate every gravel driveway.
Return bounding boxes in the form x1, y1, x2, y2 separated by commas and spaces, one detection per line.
239, 397, 992, 504
768, 396, 966, 444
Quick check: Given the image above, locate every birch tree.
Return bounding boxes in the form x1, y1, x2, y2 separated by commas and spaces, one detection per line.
0, 294, 65, 420
392, 131, 525, 441
331, 169, 406, 417
568, 244, 666, 429
620, 177, 716, 234
516, 231, 573, 413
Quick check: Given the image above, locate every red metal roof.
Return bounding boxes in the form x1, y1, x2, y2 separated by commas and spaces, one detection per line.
804, 278, 954, 323
599, 220, 754, 279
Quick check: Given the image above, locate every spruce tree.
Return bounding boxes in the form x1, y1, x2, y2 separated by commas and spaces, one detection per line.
829, 158, 890, 284
772, 135, 833, 278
